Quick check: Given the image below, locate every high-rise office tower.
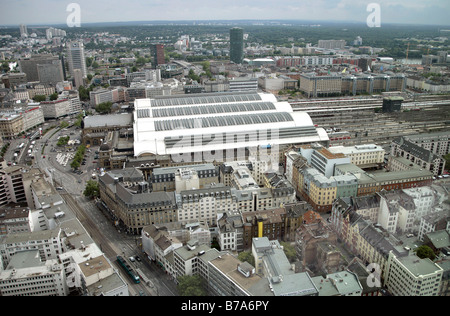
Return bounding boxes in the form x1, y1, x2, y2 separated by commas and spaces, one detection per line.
67, 41, 87, 78
230, 27, 244, 64
19, 24, 28, 38
18, 54, 63, 82
37, 60, 64, 84
152, 44, 165, 67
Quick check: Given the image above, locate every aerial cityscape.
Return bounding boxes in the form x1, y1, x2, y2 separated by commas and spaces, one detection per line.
0, 0, 449, 301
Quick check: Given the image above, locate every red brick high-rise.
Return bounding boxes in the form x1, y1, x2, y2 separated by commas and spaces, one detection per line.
153, 44, 165, 67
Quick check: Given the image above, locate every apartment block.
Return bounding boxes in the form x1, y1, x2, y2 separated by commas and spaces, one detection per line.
298, 167, 358, 212
0, 250, 68, 296
331, 201, 409, 277
0, 113, 23, 139
40, 99, 71, 119
173, 240, 221, 281
89, 88, 119, 107
208, 252, 268, 296
318, 40, 346, 49
418, 210, 450, 242
177, 184, 236, 227
0, 207, 30, 236
384, 251, 443, 296
0, 105, 43, 137
98, 168, 178, 234
402, 131, 450, 156
150, 163, 218, 192
242, 208, 286, 249
328, 144, 385, 168
391, 136, 446, 176
27, 83, 56, 99
295, 215, 338, 273
300, 73, 342, 98
299, 144, 350, 178
311, 271, 363, 296
217, 209, 243, 252
252, 237, 318, 296
300, 72, 405, 98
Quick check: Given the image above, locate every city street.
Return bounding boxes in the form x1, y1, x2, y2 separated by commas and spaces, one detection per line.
31, 119, 178, 296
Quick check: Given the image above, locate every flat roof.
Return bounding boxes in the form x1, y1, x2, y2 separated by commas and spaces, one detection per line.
209, 253, 265, 295
133, 92, 327, 157
329, 144, 384, 155
84, 113, 132, 129
396, 255, 443, 277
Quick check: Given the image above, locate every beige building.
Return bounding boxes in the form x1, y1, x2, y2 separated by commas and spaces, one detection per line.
328, 144, 385, 168
0, 114, 23, 139
40, 99, 71, 119
98, 168, 178, 234
177, 184, 237, 227
150, 164, 218, 193
27, 84, 56, 99
331, 201, 409, 279
391, 136, 446, 176
384, 251, 443, 296
300, 73, 405, 98
300, 74, 342, 98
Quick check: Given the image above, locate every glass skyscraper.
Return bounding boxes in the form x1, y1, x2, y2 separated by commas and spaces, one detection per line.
230, 27, 244, 64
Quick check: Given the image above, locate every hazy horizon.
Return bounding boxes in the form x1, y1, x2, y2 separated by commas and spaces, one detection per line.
1, 0, 449, 27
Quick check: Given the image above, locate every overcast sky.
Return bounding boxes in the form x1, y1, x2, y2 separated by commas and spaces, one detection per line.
1, 0, 449, 26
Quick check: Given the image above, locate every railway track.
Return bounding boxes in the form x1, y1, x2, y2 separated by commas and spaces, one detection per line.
61, 193, 117, 260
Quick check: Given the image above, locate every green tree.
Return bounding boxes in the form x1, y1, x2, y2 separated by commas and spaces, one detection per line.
415, 245, 436, 261
78, 86, 89, 101
177, 275, 206, 296
136, 56, 147, 66
280, 242, 297, 263
70, 159, 80, 170
1, 61, 9, 73
188, 69, 200, 82
49, 92, 58, 101
60, 121, 69, 129
84, 180, 100, 199
57, 136, 70, 147
86, 57, 94, 68
237, 251, 255, 267
74, 113, 84, 128
33, 95, 47, 102
95, 101, 113, 114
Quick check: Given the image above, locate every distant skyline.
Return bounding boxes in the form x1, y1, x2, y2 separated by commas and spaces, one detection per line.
1, 0, 449, 27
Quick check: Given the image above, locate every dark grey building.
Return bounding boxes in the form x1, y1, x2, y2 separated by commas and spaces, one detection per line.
37, 60, 64, 84
382, 96, 403, 113
230, 27, 244, 64
18, 54, 62, 82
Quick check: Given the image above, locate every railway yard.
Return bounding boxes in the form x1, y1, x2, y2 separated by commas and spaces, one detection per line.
290, 95, 450, 149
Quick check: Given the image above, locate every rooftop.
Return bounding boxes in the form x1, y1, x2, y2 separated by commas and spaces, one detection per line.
84, 113, 132, 129
133, 92, 327, 157
252, 237, 319, 296
395, 254, 443, 278
209, 253, 267, 296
